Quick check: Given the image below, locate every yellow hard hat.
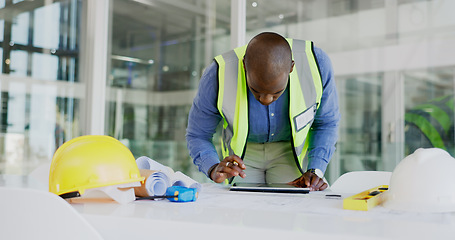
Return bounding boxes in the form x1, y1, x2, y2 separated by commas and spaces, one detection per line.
49, 135, 144, 198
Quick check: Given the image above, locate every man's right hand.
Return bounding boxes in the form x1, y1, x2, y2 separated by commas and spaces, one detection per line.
209, 155, 246, 183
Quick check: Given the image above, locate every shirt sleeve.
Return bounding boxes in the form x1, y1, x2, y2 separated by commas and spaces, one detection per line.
186, 61, 223, 177
307, 46, 340, 174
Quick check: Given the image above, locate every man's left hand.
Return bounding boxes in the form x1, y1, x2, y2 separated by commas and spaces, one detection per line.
288, 171, 327, 191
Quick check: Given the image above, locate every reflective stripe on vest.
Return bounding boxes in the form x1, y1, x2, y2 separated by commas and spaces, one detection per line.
214, 39, 323, 172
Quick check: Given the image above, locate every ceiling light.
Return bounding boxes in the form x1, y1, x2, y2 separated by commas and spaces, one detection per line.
111, 55, 154, 65
132, 0, 155, 7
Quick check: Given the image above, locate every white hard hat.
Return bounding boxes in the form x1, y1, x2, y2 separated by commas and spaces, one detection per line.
383, 148, 455, 212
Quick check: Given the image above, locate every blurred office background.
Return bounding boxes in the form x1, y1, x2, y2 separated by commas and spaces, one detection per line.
0, 0, 454, 184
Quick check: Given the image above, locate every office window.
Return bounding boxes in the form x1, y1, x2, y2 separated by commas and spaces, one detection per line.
0, 0, 81, 174
337, 74, 382, 173
0, 20, 3, 42
9, 50, 27, 77
2, 0, 454, 184
245, 0, 455, 183
31, 53, 59, 80
11, 12, 29, 46
107, 0, 231, 182
404, 68, 455, 157
33, 4, 60, 50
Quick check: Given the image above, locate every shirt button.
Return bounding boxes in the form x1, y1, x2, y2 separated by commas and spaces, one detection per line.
271, 113, 275, 117
271, 133, 275, 136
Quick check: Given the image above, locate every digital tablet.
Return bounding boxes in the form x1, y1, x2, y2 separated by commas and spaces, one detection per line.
229, 183, 310, 194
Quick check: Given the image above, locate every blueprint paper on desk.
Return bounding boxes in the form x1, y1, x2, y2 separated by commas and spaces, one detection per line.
135, 156, 202, 197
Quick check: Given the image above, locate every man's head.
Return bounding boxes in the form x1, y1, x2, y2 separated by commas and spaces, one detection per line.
243, 32, 295, 106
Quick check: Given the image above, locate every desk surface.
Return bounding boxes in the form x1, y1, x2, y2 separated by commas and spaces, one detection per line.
75, 184, 455, 240
2, 174, 455, 240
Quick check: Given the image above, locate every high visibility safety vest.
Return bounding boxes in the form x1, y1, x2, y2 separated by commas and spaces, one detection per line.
214, 39, 323, 173
405, 95, 455, 153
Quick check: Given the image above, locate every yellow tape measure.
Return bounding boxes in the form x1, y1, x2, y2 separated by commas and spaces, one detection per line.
343, 185, 389, 211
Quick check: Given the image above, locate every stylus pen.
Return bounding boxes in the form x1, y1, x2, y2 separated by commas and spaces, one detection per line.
136, 195, 176, 200
325, 194, 342, 199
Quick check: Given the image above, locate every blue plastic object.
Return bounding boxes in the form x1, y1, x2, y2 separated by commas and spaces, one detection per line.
166, 186, 198, 202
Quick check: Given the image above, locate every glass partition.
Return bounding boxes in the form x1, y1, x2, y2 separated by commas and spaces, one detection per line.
0, 0, 81, 174
107, 0, 231, 181
336, 74, 382, 175
244, 0, 455, 183
404, 68, 455, 156
2, 0, 455, 185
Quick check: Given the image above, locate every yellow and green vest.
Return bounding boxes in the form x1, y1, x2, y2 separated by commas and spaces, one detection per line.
214, 39, 323, 173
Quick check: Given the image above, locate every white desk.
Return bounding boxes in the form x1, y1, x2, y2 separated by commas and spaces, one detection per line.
74, 184, 455, 240
2, 175, 455, 240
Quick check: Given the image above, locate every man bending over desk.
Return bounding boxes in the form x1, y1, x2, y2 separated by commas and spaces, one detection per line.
186, 32, 339, 191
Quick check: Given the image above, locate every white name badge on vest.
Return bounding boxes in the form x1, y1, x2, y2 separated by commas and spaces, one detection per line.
294, 103, 317, 132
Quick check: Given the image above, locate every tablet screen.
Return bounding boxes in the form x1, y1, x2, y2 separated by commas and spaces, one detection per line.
229, 182, 310, 193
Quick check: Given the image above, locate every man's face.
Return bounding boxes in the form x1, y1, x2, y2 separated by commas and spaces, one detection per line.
245, 67, 289, 106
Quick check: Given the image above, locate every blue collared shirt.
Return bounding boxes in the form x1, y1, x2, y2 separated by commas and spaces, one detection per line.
186, 46, 340, 177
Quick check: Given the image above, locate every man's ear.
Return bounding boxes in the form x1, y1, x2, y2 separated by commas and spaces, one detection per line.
290, 60, 295, 73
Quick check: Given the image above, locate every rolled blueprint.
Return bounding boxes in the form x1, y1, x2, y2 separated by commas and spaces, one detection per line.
135, 156, 202, 194
172, 171, 202, 191
136, 156, 174, 176
134, 169, 170, 197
